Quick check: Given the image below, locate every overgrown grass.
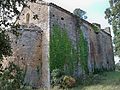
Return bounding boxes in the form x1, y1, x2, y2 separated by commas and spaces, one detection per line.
52, 71, 120, 90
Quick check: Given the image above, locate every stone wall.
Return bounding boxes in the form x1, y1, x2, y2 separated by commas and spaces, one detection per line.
10, 27, 42, 87
50, 4, 77, 48
14, 1, 50, 88
49, 3, 115, 76
80, 22, 115, 73
50, 4, 80, 76
8, 1, 115, 88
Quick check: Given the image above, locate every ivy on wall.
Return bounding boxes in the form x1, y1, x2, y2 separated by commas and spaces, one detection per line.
50, 24, 89, 75
75, 18, 89, 74
50, 25, 75, 75
77, 29, 88, 73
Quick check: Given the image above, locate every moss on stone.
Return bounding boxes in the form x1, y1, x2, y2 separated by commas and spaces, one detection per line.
91, 24, 100, 33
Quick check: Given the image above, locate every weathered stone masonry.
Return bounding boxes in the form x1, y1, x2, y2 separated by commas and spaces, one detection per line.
9, 1, 115, 89
49, 3, 115, 74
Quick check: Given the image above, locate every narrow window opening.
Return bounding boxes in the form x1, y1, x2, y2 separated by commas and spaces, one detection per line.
26, 13, 30, 24
63, 24, 65, 28
61, 17, 64, 20
15, 41, 17, 44
52, 14, 55, 17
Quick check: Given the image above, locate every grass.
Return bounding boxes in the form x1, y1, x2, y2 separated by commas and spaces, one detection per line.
52, 71, 120, 90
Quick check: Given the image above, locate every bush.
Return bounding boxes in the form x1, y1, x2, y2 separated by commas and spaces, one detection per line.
77, 74, 103, 86
51, 69, 64, 87
115, 62, 120, 71
0, 61, 32, 90
51, 69, 76, 89
62, 76, 76, 88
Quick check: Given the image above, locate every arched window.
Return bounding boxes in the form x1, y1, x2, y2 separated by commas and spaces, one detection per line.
26, 13, 30, 24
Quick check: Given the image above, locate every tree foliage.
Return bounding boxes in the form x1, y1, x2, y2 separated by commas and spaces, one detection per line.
0, 0, 37, 27
0, 0, 37, 89
50, 25, 75, 74
0, 30, 12, 60
105, 0, 120, 56
0, 62, 24, 90
73, 8, 87, 19
0, 0, 39, 62
0, 0, 39, 58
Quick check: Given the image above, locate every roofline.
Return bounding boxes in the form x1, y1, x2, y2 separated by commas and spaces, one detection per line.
49, 3, 74, 17
49, 3, 94, 25
48, 3, 111, 36
14, 1, 111, 37
101, 29, 112, 37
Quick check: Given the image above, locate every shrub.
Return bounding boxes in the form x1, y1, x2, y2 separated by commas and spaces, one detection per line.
115, 62, 120, 71
62, 76, 76, 88
0, 61, 32, 90
51, 69, 64, 87
51, 69, 76, 89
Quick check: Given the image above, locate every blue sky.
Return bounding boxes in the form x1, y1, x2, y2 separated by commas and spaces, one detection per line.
45, 0, 110, 28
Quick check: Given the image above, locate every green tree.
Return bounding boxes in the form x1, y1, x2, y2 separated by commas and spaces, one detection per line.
0, 0, 37, 27
0, 0, 38, 63
0, 29, 12, 60
105, 0, 120, 56
73, 8, 87, 19
0, 0, 37, 89
0, 0, 39, 57
0, 0, 23, 60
